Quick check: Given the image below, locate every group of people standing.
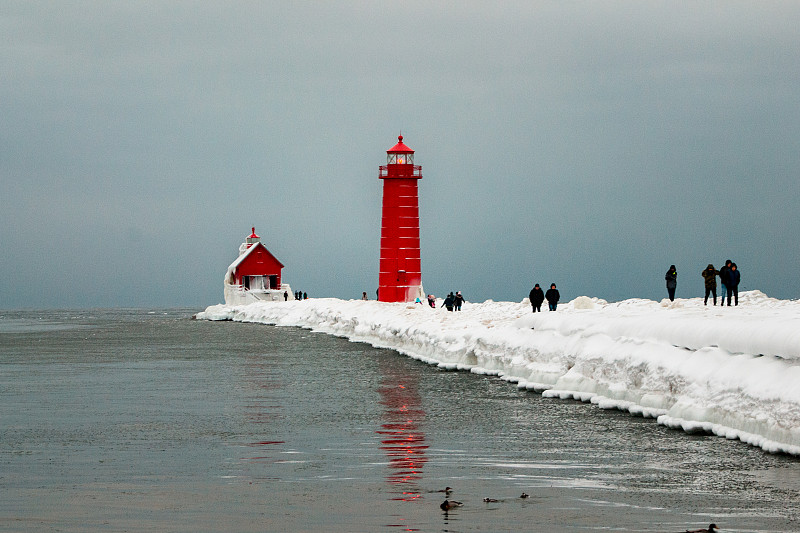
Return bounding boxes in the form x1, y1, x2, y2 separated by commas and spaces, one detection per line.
701, 260, 741, 306
528, 283, 560, 312
441, 291, 465, 311
418, 292, 465, 310
361, 261, 743, 311
666, 261, 742, 306
365, 291, 466, 311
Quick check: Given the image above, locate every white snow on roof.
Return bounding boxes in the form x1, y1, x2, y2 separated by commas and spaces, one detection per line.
226, 241, 283, 280
226, 242, 261, 278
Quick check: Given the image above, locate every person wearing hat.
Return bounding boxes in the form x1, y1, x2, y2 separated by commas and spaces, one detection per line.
665, 265, 677, 301
443, 292, 455, 312
454, 291, 464, 311
701, 264, 718, 305
529, 284, 545, 312
545, 283, 560, 311
726, 263, 741, 306
718, 259, 732, 303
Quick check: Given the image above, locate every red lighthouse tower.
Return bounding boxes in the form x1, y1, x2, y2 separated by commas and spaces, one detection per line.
378, 135, 423, 302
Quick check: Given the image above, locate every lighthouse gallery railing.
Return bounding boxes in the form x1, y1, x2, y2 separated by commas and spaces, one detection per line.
379, 165, 422, 178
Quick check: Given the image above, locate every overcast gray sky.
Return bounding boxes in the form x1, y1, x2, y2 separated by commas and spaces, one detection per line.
2, 2, 799, 309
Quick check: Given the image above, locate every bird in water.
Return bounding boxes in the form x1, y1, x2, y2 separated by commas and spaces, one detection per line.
440, 499, 463, 511
436, 486, 453, 496
519, 492, 529, 499
483, 497, 499, 503
685, 524, 719, 533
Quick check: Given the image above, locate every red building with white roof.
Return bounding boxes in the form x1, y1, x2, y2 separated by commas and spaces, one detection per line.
224, 227, 290, 304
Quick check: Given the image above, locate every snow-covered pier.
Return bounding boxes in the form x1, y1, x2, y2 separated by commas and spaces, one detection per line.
199, 290, 800, 456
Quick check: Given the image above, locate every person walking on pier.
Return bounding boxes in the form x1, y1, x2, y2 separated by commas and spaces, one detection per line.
529, 284, 545, 312
726, 263, 741, 306
718, 259, 732, 303
443, 292, 455, 312
545, 284, 560, 311
702, 264, 718, 306
665, 265, 677, 301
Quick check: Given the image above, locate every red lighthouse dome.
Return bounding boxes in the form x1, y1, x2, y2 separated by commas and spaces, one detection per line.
378, 135, 423, 302
388, 135, 413, 158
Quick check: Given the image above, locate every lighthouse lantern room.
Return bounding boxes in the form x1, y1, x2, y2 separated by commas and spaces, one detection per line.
378, 135, 424, 302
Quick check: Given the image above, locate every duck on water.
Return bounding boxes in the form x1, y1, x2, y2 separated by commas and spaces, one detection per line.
440, 500, 463, 511
685, 525, 719, 533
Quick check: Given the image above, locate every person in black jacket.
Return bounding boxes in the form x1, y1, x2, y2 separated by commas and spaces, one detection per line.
665, 265, 677, 301
718, 259, 732, 303
529, 284, 545, 312
545, 283, 560, 311
701, 264, 718, 305
443, 292, 455, 311
454, 291, 464, 311
726, 263, 741, 306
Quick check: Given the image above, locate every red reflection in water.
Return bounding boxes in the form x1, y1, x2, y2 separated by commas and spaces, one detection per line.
377, 372, 428, 502
241, 358, 285, 460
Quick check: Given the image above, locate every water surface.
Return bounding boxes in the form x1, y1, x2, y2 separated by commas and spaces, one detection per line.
1, 309, 798, 532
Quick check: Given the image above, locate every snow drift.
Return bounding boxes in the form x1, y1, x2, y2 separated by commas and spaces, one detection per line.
198, 290, 800, 456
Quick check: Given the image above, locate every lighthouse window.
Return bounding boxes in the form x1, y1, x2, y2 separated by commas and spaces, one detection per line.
387, 154, 413, 164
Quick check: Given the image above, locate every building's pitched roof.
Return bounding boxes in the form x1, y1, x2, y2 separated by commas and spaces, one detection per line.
226, 241, 284, 278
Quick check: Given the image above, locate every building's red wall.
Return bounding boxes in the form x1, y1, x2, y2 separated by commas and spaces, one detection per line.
379, 177, 421, 302
235, 245, 283, 288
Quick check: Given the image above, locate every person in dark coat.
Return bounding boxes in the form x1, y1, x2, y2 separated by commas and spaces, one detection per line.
529, 284, 545, 312
545, 283, 560, 311
726, 263, 740, 306
665, 265, 677, 301
718, 259, 732, 303
454, 291, 464, 311
701, 264, 718, 305
443, 292, 455, 311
